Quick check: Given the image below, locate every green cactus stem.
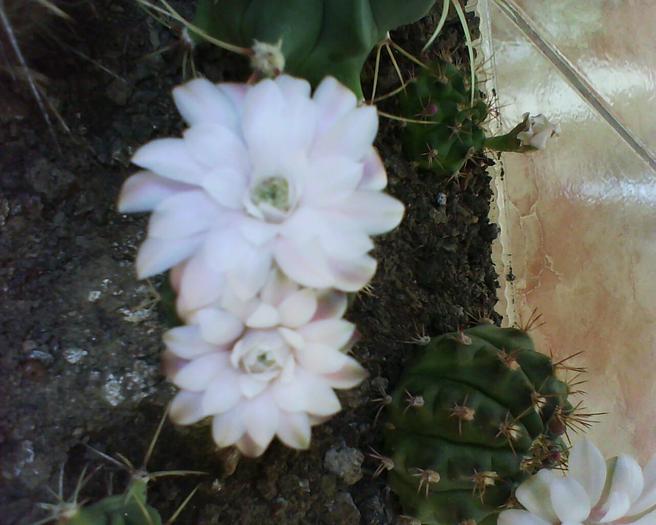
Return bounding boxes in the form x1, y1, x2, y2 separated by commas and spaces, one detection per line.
399, 60, 488, 178
189, 0, 438, 97
383, 325, 573, 525
66, 479, 162, 525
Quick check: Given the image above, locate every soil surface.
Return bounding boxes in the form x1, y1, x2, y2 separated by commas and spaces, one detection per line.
0, 2, 499, 524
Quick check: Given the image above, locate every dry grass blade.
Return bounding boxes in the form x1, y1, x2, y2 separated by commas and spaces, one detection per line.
0, 2, 60, 151
384, 42, 405, 90
449, 0, 475, 106
35, 0, 72, 20
369, 42, 383, 102
134, 0, 250, 56
422, 0, 450, 52
166, 484, 201, 524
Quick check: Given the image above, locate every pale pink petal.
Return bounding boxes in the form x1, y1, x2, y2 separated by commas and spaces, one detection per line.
300, 156, 363, 205
163, 325, 217, 359
118, 171, 194, 213
243, 395, 279, 450
330, 191, 404, 235
323, 357, 368, 389
281, 207, 327, 244
202, 370, 242, 415
327, 254, 377, 292
201, 169, 248, 209
217, 83, 248, 115
173, 352, 227, 391
607, 455, 645, 506
203, 228, 271, 299
172, 78, 238, 130
599, 491, 632, 522
136, 235, 203, 278
311, 105, 378, 161
226, 249, 272, 301
148, 190, 217, 239
313, 76, 358, 134
235, 433, 266, 458
516, 469, 559, 521
359, 148, 387, 191
189, 308, 244, 345
299, 319, 355, 348
274, 371, 341, 416
183, 124, 250, 174
278, 289, 318, 328
176, 250, 226, 315
274, 238, 335, 288
295, 343, 348, 374
162, 350, 187, 380
131, 138, 205, 185
238, 217, 279, 246
313, 291, 348, 321
204, 228, 252, 272
498, 510, 552, 525
319, 228, 374, 259
569, 439, 607, 507
278, 327, 304, 351
549, 478, 591, 522
629, 455, 656, 515
169, 261, 185, 293
239, 374, 269, 399
272, 376, 307, 412
275, 75, 311, 99
260, 269, 298, 306
301, 375, 341, 416
241, 79, 285, 174
277, 411, 311, 450
245, 303, 280, 328
280, 90, 317, 155
212, 407, 245, 447
169, 391, 206, 425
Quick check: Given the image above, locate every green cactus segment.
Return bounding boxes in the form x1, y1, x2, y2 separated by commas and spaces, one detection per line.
190, 0, 437, 97
385, 325, 572, 524
68, 480, 162, 525
399, 61, 488, 177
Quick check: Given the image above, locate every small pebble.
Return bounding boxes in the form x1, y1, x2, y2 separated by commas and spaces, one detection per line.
324, 445, 364, 485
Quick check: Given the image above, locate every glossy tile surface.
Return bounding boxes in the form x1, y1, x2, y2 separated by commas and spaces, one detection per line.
480, 0, 656, 460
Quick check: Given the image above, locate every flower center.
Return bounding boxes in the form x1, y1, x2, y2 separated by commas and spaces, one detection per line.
245, 348, 281, 374
246, 176, 296, 223
231, 330, 290, 381
252, 176, 290, 209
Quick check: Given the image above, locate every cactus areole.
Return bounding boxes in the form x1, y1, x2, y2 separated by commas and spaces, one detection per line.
384, 325, 573, 525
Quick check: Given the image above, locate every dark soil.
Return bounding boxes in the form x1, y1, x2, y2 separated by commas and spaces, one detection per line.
0, 2, 499, 524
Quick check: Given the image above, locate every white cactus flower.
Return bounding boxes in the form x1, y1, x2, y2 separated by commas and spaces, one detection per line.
163, 270, 367, 457
499, 439, 656, 525
516, 113, 560, 150
118, 74, 404, 313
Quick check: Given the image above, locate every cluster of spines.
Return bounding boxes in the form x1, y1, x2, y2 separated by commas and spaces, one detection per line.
399, 58, 488, 179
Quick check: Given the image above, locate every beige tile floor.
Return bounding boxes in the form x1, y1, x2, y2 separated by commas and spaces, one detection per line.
477, 0, 656, 461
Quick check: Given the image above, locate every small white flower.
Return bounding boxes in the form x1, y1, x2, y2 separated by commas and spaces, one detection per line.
118, 75, 404, 313
163, 270, 367, 457
499, 439, 656, 525
516, 113, 560, 150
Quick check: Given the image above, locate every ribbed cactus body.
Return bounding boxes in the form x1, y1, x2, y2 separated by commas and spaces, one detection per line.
385, 325, 571, 524
400, 61, 487, 177
190, 0, 436, 97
